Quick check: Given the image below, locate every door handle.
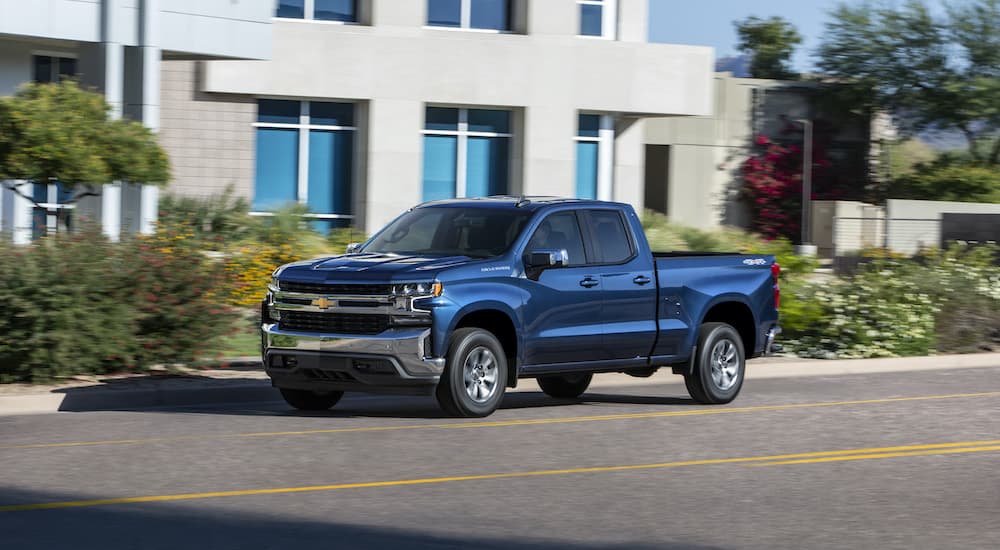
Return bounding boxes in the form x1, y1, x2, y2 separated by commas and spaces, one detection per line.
633, 275, 652, 286
579, 277, 599, 288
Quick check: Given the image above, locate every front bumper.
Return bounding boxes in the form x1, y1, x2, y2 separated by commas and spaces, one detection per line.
261, 324, 446, 395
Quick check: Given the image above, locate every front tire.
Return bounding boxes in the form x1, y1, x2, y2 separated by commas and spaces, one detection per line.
684, 322, 745, 404
436, 328, 508, 417
279, 388, 344, 411
537, 373, 593, 399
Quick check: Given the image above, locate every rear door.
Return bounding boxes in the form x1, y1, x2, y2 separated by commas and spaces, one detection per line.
581, 209, 658, 361
519, 210, 604, 366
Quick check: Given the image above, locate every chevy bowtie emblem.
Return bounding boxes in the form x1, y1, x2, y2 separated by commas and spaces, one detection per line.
311, 297, 335, 309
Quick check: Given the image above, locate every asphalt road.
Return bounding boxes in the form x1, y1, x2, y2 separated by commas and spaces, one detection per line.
1, 364, 999, 550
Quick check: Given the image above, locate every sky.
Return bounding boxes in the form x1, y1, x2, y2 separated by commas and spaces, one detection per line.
647, 0, 839, 73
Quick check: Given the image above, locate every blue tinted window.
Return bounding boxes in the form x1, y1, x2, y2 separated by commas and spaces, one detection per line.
576, 142, 598, 199
254, 128, 299, 210
276, 0, 305, 18
425, 107, 459, 131
466, 137, 509, 196
311, 102, 354, 126
423, 136, 458, 201
578, 114, 600, 137
258, 99, 300, 124
580, 4, 602, 36
314, 0, 356, 21
308, 130, 353, 220
468, 109, 510, 133
470, 0, 509, 30
428, 0, 461, 27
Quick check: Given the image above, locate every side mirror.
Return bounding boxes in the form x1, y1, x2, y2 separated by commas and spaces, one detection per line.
525, 249, 569, 269
345, 242, 363, 254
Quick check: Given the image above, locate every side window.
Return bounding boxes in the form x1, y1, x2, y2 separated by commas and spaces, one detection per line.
525, 212, 587, 266
588, 210, 633, 263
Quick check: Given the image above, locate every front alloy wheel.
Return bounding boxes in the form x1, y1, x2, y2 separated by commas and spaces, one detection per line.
436, 328, 508, 417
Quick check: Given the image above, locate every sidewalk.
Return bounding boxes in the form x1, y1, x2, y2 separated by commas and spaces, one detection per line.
1, 353, 998, 416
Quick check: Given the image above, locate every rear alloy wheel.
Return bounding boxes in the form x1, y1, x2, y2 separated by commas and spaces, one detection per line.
537, 373, 593, 399
684, 322, 745, 404
279, 388, 344, 411
436, 328, 508, 417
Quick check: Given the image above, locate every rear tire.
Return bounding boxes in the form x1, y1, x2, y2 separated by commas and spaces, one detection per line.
436, 328, 508, 417
537, 373, 593, 399
279, 388, 344, 411
684, 322, 745, 404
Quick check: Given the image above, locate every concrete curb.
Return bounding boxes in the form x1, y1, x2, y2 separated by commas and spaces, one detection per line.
1, 353, 997, 416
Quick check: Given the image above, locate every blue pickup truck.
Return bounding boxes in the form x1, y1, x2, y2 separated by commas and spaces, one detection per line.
262, 197, 780, 417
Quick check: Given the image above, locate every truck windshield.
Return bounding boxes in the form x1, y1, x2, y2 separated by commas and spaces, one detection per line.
363, 207, 532, 258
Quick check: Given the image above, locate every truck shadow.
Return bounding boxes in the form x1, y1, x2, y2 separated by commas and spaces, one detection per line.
123, 391, 697, 419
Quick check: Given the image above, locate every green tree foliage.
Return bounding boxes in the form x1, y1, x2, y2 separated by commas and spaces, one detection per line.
889, 155, 1000, 202
734, 16, 803, 80
0, 80, 169, 212
817, 0, 1000, 164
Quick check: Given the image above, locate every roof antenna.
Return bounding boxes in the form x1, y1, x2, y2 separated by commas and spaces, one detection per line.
515, 195, 530, 208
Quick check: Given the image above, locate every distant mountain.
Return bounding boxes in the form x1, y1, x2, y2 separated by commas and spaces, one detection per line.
715, 55, 750, 77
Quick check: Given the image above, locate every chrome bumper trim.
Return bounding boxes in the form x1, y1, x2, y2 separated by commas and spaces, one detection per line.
261, 324, 445, 379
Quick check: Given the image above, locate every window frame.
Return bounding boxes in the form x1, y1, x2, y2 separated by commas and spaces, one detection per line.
251, 99, 357, 222
421, 106, 513, 200
274, 0, 360, 24
576, 0, 617, 40
579, 208, 638, 266
425, 0, 514, 33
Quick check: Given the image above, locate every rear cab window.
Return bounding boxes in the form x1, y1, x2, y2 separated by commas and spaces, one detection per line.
584, 209, 635, 264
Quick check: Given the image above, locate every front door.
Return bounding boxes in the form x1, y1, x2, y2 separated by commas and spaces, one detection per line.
520, 211, 603, 366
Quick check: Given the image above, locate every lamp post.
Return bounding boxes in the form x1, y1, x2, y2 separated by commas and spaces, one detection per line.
795, 118, 817, 256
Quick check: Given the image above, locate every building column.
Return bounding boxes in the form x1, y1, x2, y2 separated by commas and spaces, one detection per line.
138, 0, 161, 234
1, 181, 33, 245
613, 118, 645, 209
102, 183, 122, 242
364, 99, 423, 233
597, 115, 615, 201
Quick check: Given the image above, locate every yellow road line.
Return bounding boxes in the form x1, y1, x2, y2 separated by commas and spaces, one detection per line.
3, 438, 999, 512
749, 445, 1000, 466
3, 390, 1000, 451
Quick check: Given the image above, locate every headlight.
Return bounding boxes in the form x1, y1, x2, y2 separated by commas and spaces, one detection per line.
391, 282, 443, 297
269, 276, 280, 291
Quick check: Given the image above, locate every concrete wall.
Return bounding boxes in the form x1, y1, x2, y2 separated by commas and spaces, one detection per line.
812, 200, 885, 258
159, 61, 256, 199
886, 199, 1000, 255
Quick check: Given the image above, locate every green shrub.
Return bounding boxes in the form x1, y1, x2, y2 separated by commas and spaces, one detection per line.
0, 226, 238, 383
0, 229, 137, 383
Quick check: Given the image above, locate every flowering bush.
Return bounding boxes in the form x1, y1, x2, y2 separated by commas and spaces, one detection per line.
783, 245, 1000, 358
741, 125, 858, 242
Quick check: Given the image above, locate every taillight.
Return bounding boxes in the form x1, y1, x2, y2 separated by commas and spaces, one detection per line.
771, 262, 781, 310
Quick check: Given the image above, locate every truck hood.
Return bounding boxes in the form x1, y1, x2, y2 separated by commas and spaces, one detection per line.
277, 253, 474, 281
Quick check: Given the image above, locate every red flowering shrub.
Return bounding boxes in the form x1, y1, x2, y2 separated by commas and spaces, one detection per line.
741, 129, 847, 242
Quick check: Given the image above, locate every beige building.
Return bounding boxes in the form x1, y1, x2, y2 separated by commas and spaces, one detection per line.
159, 0, 714, 233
